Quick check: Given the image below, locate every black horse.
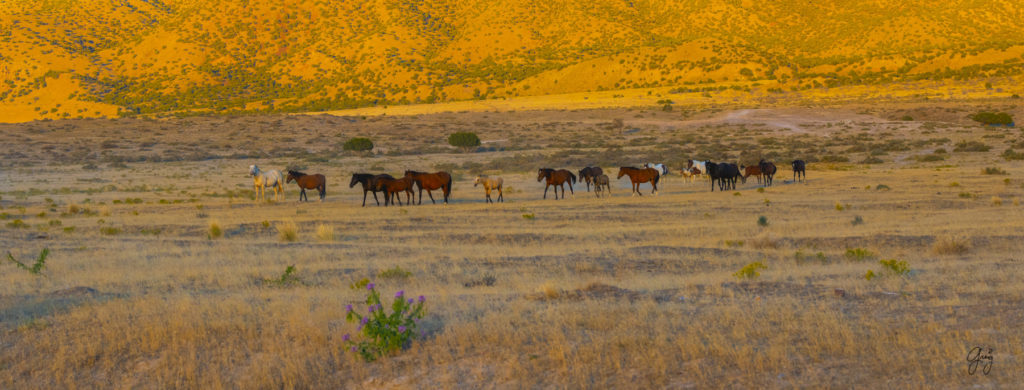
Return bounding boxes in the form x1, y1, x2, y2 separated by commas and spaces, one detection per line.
759, 160, 778, 187
349, 173, 394, 206
578, 166, 603, 192
792, 160, 806, 182
706, 161, 741, 192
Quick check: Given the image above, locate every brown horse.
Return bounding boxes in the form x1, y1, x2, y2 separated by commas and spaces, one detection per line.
404, 170, 452, 205
593, 174, 611, 198
578, 166, 603, 192
286, 170, 326, 202
350, 173, 394, 207
740, 165, 762, 184
537, 168, 576, 200
375, 176, 415, 206
617, 167, 660, 196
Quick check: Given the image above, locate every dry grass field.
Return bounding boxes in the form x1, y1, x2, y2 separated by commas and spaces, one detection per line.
2, 104, 1024, 388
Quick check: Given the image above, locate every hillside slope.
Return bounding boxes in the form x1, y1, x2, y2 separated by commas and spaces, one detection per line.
2, 0, 1023, 121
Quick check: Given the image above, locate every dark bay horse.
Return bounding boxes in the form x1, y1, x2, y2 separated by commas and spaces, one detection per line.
593, 174, 611, 198
404, 170, 453, 205
375, 176, 415, 206
792, 160, 806, 182
350, 173, 394, 206
578, 166, 603, 192
759, 160, 778, 187
286, 170, 326, 202
617, 166, 660, 196
537, 168, 576, 200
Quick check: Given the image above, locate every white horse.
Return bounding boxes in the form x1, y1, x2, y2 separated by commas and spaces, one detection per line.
249, 165, 284, 202
643, 163, 669, 177
687, 160, 708, 182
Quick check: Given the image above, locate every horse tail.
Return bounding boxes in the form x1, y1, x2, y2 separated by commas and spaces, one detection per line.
570, 172, 577, 185
654, 171, 661, 186
445, 174, 453, 196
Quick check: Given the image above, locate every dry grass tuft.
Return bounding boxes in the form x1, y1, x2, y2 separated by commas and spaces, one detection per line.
932, 235, 971, 255
991, 196, 1003, 206
749, 231, 781, 249
540, 282, 560, 299
208, 221, 223, 239
277, 220, 298, 242
315, 224, 334, 242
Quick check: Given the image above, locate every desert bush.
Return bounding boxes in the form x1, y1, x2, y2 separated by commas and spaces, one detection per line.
953, 140, 991, 152
933, 235, 970, 255
1001, 148, 1024, 160
263, 265, 302, 287
464, 274, 497, 287
343, 284, 426, 361
757, 216, 769, 227
6, 219, 28, 229
982, 167, 1007, 175
749, 232, 780, 249
209, 221, 223, 239
970, 111, 1014, 126
378, 266, 412, 280
448, 132, 481, 152
733, 262, 767, 279
277, 220, 298, 242
851, 215, 864, 225
991, 196, 1003, 206
844, 248, 875, 261
100, 227, 121, 235
343, 137, 374, 152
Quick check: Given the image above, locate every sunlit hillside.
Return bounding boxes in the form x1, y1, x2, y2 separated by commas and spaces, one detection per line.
2, 0, 1023, 121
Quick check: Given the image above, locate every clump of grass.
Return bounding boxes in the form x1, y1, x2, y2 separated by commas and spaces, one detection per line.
100, 227, 121, 236
540, 282, 560, 299
465, 274, 497, 287
733, 261, 767, 279
756, 187, 765, 193
851, 215, 864, 226
948, 182, 960, 187
62, 226, 75, 233
6, 219, 28, 229
844, 248, 875, 261
958, 192, 973, 199
835, 202, 845, 211
263, 265, 302, 287
277, 220, 298, 242
261, 220, 271, 228
733, 191, 741, 196
749, 232, 780, 249
315, 224, 334, 242
522, 213, 535, 220
933, 235, 970, 255
982, 167, 1008, 175
875, 184, 890, 191
878, 259, 910, 276
724, 240, 744, 247
378, 266, 412, 280
991, 196, 1003, 206
757, 215, 769, 227
208, 221, 223, 239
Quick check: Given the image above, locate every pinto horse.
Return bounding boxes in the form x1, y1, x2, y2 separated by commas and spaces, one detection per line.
578, 166, 603, 192
593, 174, 611, 198
617, 166, 660, 196
286, 170, 326, 202
474, 175, 504, 203
375, 176, 416, 206
404, 170, 453, 205
350, 173, 393, 206
759, 160, 778, 187
792, 160, 806, 182
537, 168, 576, 200
249, 165, 284, 202
740, 164, 763, 184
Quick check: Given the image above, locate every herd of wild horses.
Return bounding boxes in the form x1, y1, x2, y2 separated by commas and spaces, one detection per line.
247, 159, 808, 205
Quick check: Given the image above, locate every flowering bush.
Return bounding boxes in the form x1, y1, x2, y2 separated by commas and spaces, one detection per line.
343, 283, 426, 361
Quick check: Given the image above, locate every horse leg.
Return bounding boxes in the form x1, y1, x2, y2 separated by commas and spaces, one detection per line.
569, 182, 575, 199
543, 184, 549, 199
498, 188, 503, 203
427, 190, 436, 204
362, 190, 367, 207
653, 180, 658, 196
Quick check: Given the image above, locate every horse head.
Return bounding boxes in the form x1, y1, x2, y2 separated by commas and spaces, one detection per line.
617, 168, 627, 179
248, 165, 259, 177
474, 175, 482, 187
537, 169, 548, 182
349, 174, 360, 188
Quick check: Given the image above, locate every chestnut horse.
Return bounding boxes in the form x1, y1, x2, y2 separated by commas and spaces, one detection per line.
404, 170, 452, 205
578, 166, 603, 192
537, 168, 576, 200
375, 176, 416, 206
473, 175, 504, 203
617, 166, 660, 196
740, 165, 763, 184
349, 173, 393, 206
286, 170, 326, 202
593, 174, 611, 198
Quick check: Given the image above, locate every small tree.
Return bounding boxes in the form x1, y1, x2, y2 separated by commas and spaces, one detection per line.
447, 132, 481, 153
343, 137, 374, 152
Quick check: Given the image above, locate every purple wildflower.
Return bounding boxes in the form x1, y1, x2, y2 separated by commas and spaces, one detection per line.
395, 290, 404, 298
345, 304, 353, 312
369, 305, 376, 313
398, 326, 406, 333
367, 283, 375, 290
361, 317, 369, 325
407, 298, 414, 304
418, 295, 426, 303
351, 346, 357, 352
342, 334, 350, 341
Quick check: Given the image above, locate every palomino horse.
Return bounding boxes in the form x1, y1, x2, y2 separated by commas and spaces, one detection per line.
792, 160, 806, 182
759, 160, 778, 187
473, 175, 504, 203
286, 170, 326, 202
375, 176, 416, 206
249, 165, 284, 202
349, 173, 393, 206
593, 174, 611, 198
404, 170, 453, 205
740, 164, 763, 184
578, 167, 603, 192
617, 166, 660, 196
537, 168, 576, 200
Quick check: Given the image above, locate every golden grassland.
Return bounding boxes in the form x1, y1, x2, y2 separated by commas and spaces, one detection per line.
2, 105, 1024, 387
3, 0, 1024, 120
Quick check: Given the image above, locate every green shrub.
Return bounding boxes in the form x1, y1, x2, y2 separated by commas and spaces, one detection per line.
982, 167, 1007, 175
733, 262, 767, 279
851, 215, 864, 226
1002, 148, 1024, 160
844, 248, 875, 261
6, 248, 48, 275
343, 137, 374, 151
344, 284, 426, 361
378, 266, 412, 280
970, 112, 1014, 126
447, 132, 481, 152
263, 265, 303, 287
953, 140, 991, 152
757, 216, 769, 227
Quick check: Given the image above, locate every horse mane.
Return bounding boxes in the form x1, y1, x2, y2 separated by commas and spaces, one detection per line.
288, 170, 306, 177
